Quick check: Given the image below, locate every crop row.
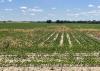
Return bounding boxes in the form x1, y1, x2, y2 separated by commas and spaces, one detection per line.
0, 52, 100, 67
0, 30, 100, 53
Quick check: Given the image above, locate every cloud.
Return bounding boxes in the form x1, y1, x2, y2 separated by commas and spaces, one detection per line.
97, 6, 100, 8
0, 0, 13, 3
88, 4, 94, 7
20, 6, 43, 16
51, 7, 56, 10
20, 6, 27, 9
20, 6, 43, 12
87, 10, 100, 15
4, 8, 13, 11
30, 13, 35, 16
8, 0, 12, 2
29, 8, 43, 12
66, 13, 80, 17
21, 10, 26, 13
76, 10, 100, 16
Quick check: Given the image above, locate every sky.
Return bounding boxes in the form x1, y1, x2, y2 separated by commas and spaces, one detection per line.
0, 0, 100, 21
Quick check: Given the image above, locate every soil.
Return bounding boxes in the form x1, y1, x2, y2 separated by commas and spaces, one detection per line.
0, 67, 100, 71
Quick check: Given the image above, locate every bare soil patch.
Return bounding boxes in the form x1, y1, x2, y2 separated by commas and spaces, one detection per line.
0, 67, 100, 71
86, 31, 100, 40
78, 29, 100, 32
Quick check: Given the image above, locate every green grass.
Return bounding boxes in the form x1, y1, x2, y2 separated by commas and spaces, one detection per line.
0, 22, 100, 29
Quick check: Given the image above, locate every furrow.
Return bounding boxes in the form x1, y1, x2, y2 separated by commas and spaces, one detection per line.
53, 33, 59, 41
40, 32, 55, 45
66, 33, 72, 47
72, 34, 81, 44
59, 33, 64, 46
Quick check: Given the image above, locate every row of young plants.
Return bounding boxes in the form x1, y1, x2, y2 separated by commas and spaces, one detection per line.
0, 30, 100, 54
0, 30, 100, 66
69, 31, 100, 53
0, 52, 99, 67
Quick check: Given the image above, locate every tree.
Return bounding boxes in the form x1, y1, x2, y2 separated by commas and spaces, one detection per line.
46, 20, 52, 23
56, 20, 61, 23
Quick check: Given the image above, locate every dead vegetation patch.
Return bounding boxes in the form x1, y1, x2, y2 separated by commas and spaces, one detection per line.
0, 29, 34, 32
86, 31, 100, 40
0, 36, 33, 48
0, 26, 73, 33
78, 29, 100, 32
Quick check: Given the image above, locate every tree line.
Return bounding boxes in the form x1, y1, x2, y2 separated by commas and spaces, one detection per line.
0, 20, 100, 24
46, 20, 100, 24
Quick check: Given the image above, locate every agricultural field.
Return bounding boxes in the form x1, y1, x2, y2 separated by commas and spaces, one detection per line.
0, 23, 100, 71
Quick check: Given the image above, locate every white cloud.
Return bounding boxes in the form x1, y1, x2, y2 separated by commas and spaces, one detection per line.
8, 0, 12, 2
88, 4, 94, 7
30, 13, 35, 16
0, 0, 13, 3
97, 6, 100, 8
20, 6, 27, 9
77, 10, 100, 16
87, 10, 100, 15
20, 9, 27, 15
51, 7, 56, 10
21, 10, 26, 13
20, 6, 43, 16
66, 13, 80, 17
4, 8, 13, 11
29, 8, 43, 12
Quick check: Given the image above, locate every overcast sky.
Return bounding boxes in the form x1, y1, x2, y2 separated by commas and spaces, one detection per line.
0, 0, 100, 21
